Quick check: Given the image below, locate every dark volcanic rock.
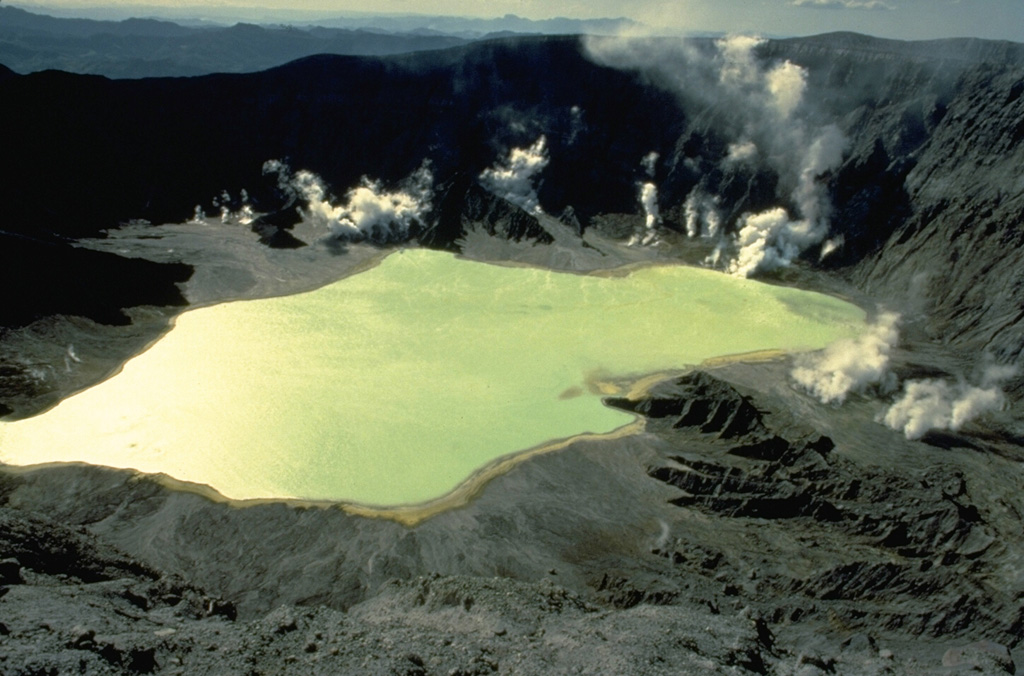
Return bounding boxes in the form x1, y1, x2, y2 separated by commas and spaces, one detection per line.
633, 370, 1022, 652
0, 37, 685, 240
0, 506, 156, 582
0, 232, 192, 328
853, 63, 1024, 361
607, 371, 768, 439
421, 176, 554, 251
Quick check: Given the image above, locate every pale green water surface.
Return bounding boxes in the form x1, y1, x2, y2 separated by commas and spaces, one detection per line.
0, 250, 864, 506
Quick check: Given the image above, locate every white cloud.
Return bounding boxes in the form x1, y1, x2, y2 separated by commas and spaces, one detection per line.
882, 364, 1017, 439
791, 311, 900, 404
479, 136, 550, 215
725, 140, 758, 164
791, 0, 894, 9
640, 182, 660, 229
263, 160, 433, 243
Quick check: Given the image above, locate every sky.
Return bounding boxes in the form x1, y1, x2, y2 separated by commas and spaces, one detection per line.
15, 0, 1024, 42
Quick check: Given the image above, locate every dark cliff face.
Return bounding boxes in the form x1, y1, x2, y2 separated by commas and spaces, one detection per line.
756, 36, 1024, 360
0, 37, 684, 239
852, 64, 1024, 361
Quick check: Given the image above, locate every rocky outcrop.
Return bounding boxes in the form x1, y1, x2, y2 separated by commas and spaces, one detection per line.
629, 371, 1023, 652
0, 232, 192, 329
852, 63, 1024, 361
421, 177, 554, 251
607, 371, 768, 439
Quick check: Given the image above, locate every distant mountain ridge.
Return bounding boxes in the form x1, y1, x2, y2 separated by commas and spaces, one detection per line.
306, 13, 639, 39
0, 6, 639, 78
0, 5, 197, 37
0, 6, 470, 77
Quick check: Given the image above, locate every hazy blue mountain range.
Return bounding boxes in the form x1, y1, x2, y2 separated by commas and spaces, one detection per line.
0, 5, 472, 77
0, 6, 641, 77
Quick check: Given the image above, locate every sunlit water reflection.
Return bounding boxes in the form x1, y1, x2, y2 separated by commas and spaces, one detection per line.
0, 250, 864, 506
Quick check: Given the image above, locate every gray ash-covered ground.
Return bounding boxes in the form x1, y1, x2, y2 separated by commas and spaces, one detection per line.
2, 355, 1022, 675
3, 31, 1024, 675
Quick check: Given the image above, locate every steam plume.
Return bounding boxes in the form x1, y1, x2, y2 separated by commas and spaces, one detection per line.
654, 519, 671, 551
791, 312, 900, 404
820, 235, 844, 260
641, 151, 659, 177
583, 34, 849, 277
479, 136, 550, 215
725, 141, 758, 164
263, 160, 433, 243
714, 35, 806, 120
213, 190, 255, 225
882, 365, 1017, 439
684, 190, 722, 239
766, 60, 807, 119
64, 344, 80, 373
640, 182, 660, 230
627, 180, 662, 246
728, 125, 847, 277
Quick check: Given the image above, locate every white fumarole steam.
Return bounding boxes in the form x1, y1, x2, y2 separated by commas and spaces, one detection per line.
641, 151, 659, 177
214, 190, 255, 225
791, 311, 900, 405
684, 190, 722, 240
263, 160, 433, 242
820, 235, 844, 260
640, 182, 660, 230
64, 344, 80, 373
654, 519, 671, 551
584, 34, 848, 278
628, 181, 661, 246
628, 152, 662, 247
882, 365, 1017, 440
727, 123, 847, 277
479, 136, 550, 215
725, 141, 758, 164
717, 35, 845, 277
189, 189, 254, 225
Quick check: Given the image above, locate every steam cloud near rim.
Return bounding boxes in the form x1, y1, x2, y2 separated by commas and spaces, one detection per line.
263, 160, 434, 243
792, 310, 1015, 437
882, 365, 1018, 440
584, 33, 849, 277
791, 311, 901, 405
478, 136, 550, 215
